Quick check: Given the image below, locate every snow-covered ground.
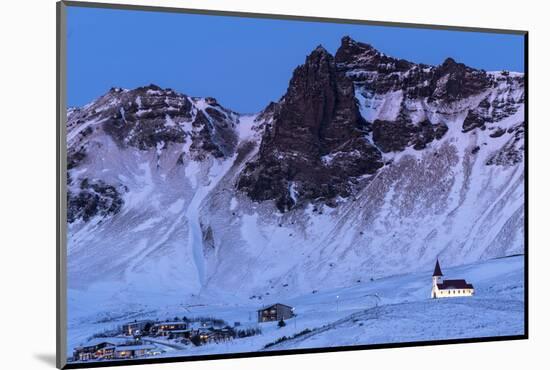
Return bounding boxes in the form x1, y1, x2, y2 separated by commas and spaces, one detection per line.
67, 255, 524, 359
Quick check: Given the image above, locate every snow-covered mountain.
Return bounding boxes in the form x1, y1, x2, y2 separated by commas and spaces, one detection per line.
66, 36, 524, 308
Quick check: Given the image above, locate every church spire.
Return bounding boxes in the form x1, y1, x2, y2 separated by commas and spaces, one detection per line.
433, 259, 443, 277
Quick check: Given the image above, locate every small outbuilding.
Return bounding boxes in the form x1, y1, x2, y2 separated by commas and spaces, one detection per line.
257, 303, 294, 323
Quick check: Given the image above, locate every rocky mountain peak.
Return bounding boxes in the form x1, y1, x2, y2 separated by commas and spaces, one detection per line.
298, 44, 333, 78
335, 37, 494, 104
337, 36, 379, 60
204, 96, 219, 106
313, 44, 330, 53
336, 36, 412, 72
136, 83, 163, 92
237, 44, 383, 211
438, 56, 473, 76
430, 56, 491, 101
442, 57, 458, 67
67, 85, 239, 172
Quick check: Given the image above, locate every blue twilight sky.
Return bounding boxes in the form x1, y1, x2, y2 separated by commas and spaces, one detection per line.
67, 6, 524, 113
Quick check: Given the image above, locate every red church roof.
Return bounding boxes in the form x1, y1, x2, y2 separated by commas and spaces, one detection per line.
437, 279, 474, 290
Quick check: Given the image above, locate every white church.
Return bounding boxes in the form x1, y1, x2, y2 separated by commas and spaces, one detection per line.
431, 259, 475, 299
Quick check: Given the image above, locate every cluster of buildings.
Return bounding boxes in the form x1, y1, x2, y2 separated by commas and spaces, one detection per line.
148, 319, 236, 344
74, 260, 473, 362
72, 338, 157, 362
118, 308, 295, 346
74, 318, 242, 362
121, 320, 189, 338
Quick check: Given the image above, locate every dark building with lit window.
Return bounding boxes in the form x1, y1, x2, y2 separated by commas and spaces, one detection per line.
257, 303, 294, 323
152, 321, 188, 336
122, 320, 154, 336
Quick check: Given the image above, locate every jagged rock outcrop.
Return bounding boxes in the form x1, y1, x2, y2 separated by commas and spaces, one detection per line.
237, 46, 383, 211
372, 118, 448, 152
486, 121, 524, 166
335, 36, 492, 102
67, 178, 126, 223
462, 72, 524, 133
67, 85, 239, 171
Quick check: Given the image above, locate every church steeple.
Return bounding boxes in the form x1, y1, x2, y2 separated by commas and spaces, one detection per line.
432, 259, 443, 299
433, 259, 443, 277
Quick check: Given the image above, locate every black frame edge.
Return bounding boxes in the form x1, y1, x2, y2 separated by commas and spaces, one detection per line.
62, 334, 528, 369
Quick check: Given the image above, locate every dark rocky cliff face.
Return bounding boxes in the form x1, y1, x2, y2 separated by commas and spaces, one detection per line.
237, 36, 524, 212
237, 46, 383, 211
372, 118, 448, 152
67, 178, 126, 223
335, 36, 492, 102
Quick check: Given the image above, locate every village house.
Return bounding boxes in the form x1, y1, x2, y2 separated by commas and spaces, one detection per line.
165, 329, 192, 339
122, 320, 154, 336
113, 344, 155, 359
194, 327, 235, 344
72, 338, 134, 361
73, 341, 115, 361
257, 303, 294, 323
152, 321, 188, 336
206, 327, 235, 342
431, 259, 475, 299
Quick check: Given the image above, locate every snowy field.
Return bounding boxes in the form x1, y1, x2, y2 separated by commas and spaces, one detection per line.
67, 255, 524, 360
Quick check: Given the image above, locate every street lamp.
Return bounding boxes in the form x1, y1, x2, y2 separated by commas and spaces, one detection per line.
336, 295, 340, 312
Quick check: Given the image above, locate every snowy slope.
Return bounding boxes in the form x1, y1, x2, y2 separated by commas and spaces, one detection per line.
67, 255, 524, 357
194, 106, 524, 300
